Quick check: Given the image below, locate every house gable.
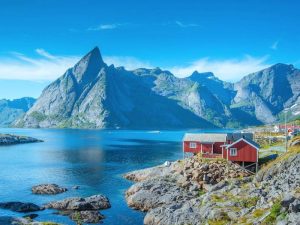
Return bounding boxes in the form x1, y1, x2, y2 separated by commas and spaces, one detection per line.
224, 139, 258, 162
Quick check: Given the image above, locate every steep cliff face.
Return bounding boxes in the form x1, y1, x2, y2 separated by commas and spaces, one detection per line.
16, 47, 300, 129
233, 63, 300, 123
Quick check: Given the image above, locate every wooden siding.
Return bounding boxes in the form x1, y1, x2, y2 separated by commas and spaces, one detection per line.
184, 141, 201, 153
184, 141, 225, 155
226, 140, 257, 162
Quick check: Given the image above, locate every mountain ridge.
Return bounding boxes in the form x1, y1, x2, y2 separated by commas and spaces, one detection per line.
15, 47, 300, 129
0, 97, 36, 127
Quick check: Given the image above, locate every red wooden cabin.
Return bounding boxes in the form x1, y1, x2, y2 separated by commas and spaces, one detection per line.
183, 133, 259, 172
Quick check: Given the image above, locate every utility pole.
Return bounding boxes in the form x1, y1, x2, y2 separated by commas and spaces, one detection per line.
285, 110, 288, 152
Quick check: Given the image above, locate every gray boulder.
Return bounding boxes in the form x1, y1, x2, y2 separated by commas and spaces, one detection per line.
46, 194, 111, 210
32, 184, 67, 195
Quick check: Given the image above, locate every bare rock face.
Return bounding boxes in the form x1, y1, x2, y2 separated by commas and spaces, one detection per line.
0, 202, 42, 213
126, 176, 198, 212
32, 184, 67, 195
233, 63, 300, 124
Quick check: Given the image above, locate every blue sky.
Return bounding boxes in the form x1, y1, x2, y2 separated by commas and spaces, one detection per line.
0, 0, 300, 99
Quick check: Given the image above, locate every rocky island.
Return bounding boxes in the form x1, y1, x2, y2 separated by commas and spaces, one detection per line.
124, 148, 300, 225
0, 193, 111, 225
0, 133, 42, 145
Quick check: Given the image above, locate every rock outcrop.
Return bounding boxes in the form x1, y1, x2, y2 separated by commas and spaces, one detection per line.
45, 194, 111, 223
32, 184, 68, 195
124, 151, 300, 225
0, 134, 42, 145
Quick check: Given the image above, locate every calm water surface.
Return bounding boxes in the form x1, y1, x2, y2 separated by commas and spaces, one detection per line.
0, 128, 230, 225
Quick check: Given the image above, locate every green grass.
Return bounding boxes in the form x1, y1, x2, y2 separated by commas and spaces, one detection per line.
211, 194, 226, 203
252, 208, 265, 218
207, 212, 231, 225
261, 200, 282, 225
235, 196, 259, 208
198, 189, 206, 196
41, 222, 63, 225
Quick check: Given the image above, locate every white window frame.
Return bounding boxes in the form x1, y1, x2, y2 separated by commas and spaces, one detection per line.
189, 142, 197, 149
230, 148, 237, 156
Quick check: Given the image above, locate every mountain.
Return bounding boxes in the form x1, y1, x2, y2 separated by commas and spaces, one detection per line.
232, 63, 300, 124
0, 97, 36, 127
16, 48, 212, 129
16, 47, 300, 129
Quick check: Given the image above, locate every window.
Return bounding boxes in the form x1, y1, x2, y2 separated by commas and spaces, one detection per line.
189, 142, 197, 148
230, 148, 237, 156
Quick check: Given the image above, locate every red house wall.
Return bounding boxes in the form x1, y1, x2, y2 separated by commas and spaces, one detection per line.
184, 141, 225, 154
213, 142, 224, 154
183, 141, 201, 153
226, 140, 257, 162
223, 148, 227, 159
202, 144, 212, 154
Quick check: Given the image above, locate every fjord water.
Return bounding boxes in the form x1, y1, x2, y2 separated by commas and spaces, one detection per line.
0, 128, 229, 225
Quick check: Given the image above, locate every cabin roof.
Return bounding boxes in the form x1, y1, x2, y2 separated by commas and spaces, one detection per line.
183, 132, 254, 143
226, 138, 260, 150
183, 133, 228, 142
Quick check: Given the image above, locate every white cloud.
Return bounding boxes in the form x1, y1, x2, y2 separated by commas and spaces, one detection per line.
168, 55, 270, 81
0, 50, 152, 81
35, 48, 56, 59
88, 23, 121, 31
271, 41, 279, 50
0, 48, 270, 83
175, 21, 199, 28
103, 56, 153, 70
0, 50, 79, 81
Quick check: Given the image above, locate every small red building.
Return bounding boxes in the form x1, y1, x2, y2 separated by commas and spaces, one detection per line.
183, 133, 259, 172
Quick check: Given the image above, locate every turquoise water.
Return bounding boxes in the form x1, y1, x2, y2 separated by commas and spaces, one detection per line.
0, 128, 230, 225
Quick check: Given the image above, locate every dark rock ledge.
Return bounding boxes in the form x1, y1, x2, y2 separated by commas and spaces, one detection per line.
0, 133, 42, 145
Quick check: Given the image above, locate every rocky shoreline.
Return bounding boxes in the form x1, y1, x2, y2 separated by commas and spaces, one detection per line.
0, 133, 42, 145
0, 183, 111, 225
124, 151, 300, 225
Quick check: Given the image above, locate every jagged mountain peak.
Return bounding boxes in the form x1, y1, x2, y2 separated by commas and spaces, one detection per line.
244, 63, 295, 80
15, 45, 300, 129
190, 71, 215, 80
72, 46, 106, 84
191, 71, 214, 76
270, 63, 294, 70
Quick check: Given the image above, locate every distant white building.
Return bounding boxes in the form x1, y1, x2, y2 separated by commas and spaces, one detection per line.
273, 125, 280, 133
